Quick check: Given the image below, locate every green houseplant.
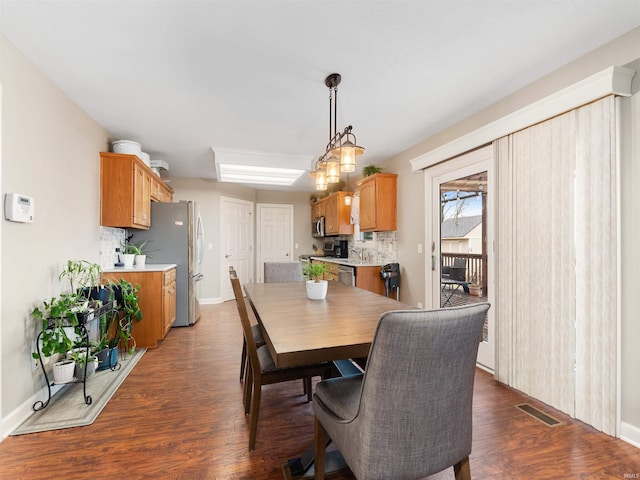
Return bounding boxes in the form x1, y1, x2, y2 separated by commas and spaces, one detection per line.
121, 239, 151, 267
303, 262, 329, 300
362, 165, 382, 177
107, 278, 143, 355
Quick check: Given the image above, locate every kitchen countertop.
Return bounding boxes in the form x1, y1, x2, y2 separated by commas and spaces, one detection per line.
102, 263, 177, 273
309, 256, 384, 268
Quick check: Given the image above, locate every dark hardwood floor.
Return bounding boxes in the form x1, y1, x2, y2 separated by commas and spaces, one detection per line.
1, 301, 638, 479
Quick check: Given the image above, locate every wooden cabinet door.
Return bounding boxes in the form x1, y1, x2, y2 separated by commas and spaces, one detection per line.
133, 163, 151, 228
358, 178, 377, 231
357, 173, 397, 232
311, 198, 326, 224
324, 195, 339, 234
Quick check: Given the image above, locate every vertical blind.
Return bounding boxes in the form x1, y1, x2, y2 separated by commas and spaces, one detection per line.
495, 96, 618, 434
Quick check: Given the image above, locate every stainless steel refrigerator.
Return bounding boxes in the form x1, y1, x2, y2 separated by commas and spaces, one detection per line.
130, 200, 204, 327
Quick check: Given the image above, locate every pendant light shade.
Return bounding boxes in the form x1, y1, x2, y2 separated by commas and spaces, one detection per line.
310, 73, 365, 187
325, 155, 340, 184
315, 169, 327, 190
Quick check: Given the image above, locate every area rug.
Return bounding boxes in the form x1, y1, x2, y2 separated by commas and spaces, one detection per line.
11, 348, 146, 435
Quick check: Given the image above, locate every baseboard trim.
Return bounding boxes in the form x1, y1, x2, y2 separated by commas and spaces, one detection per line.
1, 384, 62, 440
199, 297, 224, 305
620, 421, 640, 448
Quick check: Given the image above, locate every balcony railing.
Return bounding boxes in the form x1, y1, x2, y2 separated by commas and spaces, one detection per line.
441, 252, 485, 288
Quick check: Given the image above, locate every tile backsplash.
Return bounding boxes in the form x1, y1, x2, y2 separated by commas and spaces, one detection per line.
349, 231, 398, 265
99, 227, 126, 269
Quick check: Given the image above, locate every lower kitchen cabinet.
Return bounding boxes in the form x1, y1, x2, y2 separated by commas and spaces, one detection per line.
355, 266, 387, 297
102, 267, 176, 348
311, 259, 339, 281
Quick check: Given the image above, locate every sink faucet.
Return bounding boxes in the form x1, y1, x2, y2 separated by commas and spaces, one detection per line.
350, 247, 363, 263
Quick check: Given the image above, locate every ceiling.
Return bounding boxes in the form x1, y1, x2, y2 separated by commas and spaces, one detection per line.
2, 1, 640, 191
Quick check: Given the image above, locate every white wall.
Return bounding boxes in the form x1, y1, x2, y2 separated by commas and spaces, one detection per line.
0, 35, 109, 431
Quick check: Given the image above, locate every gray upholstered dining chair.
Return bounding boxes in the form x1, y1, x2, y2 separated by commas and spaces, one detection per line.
229, 267, 331, 450
264, 261, 304, 283
312, 303, 490, 480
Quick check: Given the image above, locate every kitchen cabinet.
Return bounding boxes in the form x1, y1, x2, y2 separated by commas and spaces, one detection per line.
102, 267, 176, 348
150, 174, 173, 202
355, 266, 387, 297
356, 173, 397, 232
311, 259, 339, 281
100, 152, 174, 229
310, 191, 353, 236
311, 199, 325, 220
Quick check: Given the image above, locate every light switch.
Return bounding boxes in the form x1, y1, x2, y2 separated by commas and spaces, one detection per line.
417, 243, 423, 254
207, 243, 213, 250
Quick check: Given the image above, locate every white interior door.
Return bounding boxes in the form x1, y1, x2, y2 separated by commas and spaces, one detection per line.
426, 145, 495, 371
256, 204, 294, 283
220, 196, 254, 302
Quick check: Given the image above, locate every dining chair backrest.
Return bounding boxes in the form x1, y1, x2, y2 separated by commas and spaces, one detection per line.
264, 261, 304, 283
315, 303, 490, 479
229, 267, 258, 363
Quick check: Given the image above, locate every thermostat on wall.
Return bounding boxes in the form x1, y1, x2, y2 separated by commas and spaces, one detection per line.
4, 193, 34, 223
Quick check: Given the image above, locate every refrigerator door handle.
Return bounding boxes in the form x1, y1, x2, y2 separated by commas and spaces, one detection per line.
196, 214, 205, 265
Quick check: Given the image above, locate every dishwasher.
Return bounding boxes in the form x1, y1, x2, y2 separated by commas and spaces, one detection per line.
338, 264, 356, 287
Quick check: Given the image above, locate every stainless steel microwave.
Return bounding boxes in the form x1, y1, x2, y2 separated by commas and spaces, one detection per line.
312, 216, 325, 238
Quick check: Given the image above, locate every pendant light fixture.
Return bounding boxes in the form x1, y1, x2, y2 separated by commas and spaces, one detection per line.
311, 73, 365, 189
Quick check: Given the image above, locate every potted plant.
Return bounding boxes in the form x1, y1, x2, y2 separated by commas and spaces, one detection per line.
92, 308, 121, 370
32, 293, 84, 384
303, 262, 329, 300
468, 273, 482, 297
106, 278, 143, 356
59, 260, 109, 304
129, 240, 151, 267
120, 242, 137, 268
67, 347, 98, 380
362, 165, 382, 177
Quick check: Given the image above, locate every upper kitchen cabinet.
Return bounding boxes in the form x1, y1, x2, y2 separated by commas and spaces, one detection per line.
310, 191, 353, 236
324, 191, 354, 235
100, 152, 173, 230
357, 173, 397, 232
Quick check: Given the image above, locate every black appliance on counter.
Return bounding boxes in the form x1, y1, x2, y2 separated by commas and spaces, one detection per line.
334, 240, 349, 258
323, 240, 348, 257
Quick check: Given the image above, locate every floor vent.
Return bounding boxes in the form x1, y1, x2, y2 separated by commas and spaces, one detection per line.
516, 403, 563, 427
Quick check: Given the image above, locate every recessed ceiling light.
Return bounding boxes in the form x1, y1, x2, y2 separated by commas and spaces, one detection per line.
217, 164, 306, 186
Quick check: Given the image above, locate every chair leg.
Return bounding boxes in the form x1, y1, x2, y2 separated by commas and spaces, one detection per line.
453, 456, 471, 480
240, 339, 247, 381
305, 377, 312, 402
314, 416, 327, 480
248, 377, 262, 450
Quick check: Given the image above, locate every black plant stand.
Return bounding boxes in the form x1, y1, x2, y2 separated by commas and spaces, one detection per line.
32, 302, 115, 411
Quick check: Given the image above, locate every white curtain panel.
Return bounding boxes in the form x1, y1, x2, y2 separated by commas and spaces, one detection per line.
574, 96, 618, 435
495, 96, 618, 434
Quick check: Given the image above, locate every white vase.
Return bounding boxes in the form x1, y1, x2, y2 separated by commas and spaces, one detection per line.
135, 254, 146, 267
306, 280, 328, 300
52, 359, 76, 384
122, 254, 135, 268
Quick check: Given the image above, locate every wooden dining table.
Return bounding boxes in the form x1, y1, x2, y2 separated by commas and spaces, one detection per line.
243, 280, 412, 479
243, 280, 411, 369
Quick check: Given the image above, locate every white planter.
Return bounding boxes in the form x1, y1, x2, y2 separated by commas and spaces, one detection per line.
122, 254, 135, 268
135, 254, 146, 267
306, 280, 328, 300
52, 359, 76, 384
